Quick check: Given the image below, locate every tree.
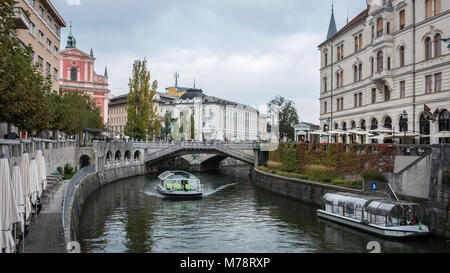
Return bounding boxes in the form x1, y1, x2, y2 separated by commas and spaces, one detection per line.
0, 0, 53, 133
268, 96, 299, 141
124, 58, 160, 140
190, 114, 195, 140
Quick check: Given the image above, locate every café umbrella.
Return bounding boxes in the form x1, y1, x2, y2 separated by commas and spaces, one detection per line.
0, 155, 21, 253
36, 150, 47, 191
20, 153, 32, 220
29, 157, 41, 206
11, 163, 25, 232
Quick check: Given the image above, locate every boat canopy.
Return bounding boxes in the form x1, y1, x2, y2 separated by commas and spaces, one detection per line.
158, 170, 198, 180
323, 193, 373, 209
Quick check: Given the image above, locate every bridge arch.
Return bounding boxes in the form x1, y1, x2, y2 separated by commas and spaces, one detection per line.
124, 150, 131, 160
134, 150, 141, 160
115, 151, 122, 160
80, 155, 91, 168
106, 151, 112, 161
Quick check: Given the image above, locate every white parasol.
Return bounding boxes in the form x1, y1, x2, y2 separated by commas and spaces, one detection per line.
11, 163, 25, 233
0, 155, 21, 253
20, 153, 32, 221
36, 150, 47, 191
436, 131, 450, 138
29, 157, 41, 206
310, 130, 329, 136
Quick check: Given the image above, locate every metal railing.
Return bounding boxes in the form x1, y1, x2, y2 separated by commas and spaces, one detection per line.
62, 165, 96, 230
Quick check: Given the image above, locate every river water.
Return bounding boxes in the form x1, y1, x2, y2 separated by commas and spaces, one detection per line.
79, 167, 450, 253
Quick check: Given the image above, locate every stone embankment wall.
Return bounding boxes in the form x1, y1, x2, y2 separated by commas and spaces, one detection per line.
64, 164, 147, 244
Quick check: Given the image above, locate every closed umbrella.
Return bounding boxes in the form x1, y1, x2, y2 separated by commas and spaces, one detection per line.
11, 163, 25, 233
20, 153, 32, 221
0, 155, 21, 253
29, 157, 41, 206
36, 150, 47, 191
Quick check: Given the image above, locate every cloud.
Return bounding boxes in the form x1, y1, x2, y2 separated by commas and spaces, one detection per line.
66, 0, 81, 6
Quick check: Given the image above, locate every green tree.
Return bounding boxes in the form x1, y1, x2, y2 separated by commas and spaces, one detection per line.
190, 114, 195, 140
124, 59, 159, 140
0, 0, 53, 133
268, 96, 299, 141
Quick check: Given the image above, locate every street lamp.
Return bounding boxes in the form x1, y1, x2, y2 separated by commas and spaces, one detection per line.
402, 110, 408, 144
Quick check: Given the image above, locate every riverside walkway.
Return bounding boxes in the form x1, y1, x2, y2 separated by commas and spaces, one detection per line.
21, 178, 69, 253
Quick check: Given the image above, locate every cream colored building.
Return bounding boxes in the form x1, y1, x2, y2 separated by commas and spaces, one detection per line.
15, 0, 66, 92
319, 0, 450, 144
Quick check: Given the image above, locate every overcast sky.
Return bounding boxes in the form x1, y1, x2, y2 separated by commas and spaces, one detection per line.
54, 0, 367, 124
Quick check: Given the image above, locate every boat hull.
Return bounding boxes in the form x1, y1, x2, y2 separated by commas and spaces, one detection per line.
157, 186, 203, 197
317, 210, 429, 238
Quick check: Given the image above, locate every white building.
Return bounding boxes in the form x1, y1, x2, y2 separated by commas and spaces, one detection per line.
319, 0, 450, 144
161, 89, 263, 142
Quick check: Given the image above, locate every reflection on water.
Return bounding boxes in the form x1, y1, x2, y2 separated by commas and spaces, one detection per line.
79, 167, 450, 253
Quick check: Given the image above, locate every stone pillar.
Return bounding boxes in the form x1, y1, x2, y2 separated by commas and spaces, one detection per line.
430, 120, 439, 145
254, 149, 259, 168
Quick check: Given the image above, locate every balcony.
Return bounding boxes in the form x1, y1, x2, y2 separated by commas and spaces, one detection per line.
14, 7, 31, 30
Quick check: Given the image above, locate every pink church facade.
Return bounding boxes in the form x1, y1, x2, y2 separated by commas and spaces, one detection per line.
59, 31, 110, 124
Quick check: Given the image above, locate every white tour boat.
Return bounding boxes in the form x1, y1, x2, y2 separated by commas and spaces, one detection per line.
157, 170, 203, 197
317, 193, 429, 238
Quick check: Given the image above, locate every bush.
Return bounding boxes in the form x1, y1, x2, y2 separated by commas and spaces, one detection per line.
442, 172, 450, 185
266, 161, 282, 170
304, 165, 340, 182
281, 146, 298, 172
363, 171, 386, 183
56, 167, 63, 176
63, 163, 75, 180
331, 179, 363, 189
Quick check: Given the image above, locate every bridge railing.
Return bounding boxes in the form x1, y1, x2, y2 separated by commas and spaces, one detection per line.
62, 164, 96, 231
104, 159, 141, 169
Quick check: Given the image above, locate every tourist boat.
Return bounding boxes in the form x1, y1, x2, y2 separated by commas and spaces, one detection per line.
317, 193, 429, 238
157, 170, 203, 197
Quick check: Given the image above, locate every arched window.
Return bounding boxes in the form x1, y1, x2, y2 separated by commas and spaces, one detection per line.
370, 57, 374, 76
399, 116, 408, 132
336, 72, 340, 88
323, 77, 327, 92
358, 63, 363, 81
399, 46, 405, 67
340, 71, 344, 87
351, 121, 356, 129
439, 110, 450, 132
334, 123, 339, 130
425, 37, 432, 60
377, 50, 383, 72
359, 34, 363, 50
342, 122, 347, 131
371, 119, 378, 130
420, 114, 430, 144
70, 67, 77, 81
377, 17, 383, 37
384, 116, 392, 129
354, 65, 358, 82
354, 36, 359, 52
434, 33, 441, 58
361, 120, 366, 131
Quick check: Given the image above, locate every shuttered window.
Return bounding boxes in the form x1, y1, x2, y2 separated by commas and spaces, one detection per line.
426, 0, 432, 19
399, 10, 405, 29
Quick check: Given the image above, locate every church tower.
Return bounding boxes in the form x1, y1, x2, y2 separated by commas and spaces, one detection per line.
326, 2, 337, 40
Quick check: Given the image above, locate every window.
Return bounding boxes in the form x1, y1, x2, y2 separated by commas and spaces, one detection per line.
337, 46, 341, 60
28, 21, 35, 36
435, 73, 442, 92
426, 0, 432, 19
399, 10, 405, 30
323, 77, 327, 92
324, 102, 327, 114
337, 98, 340, 111
324, 53, 328, 66
38, 30, 44, 44
47, 39, 52, 51
28, 0, 35, 8
434, 34, 441, 58
425, 75, 433, 93
377, 50, 383, 72
371, 25, 374, 41
387, 57, 391, 70
37, 56, 43, 71
359, 93, 362, 107
358, 64, 362, 81
340, 98, 344, 111
340, 71, 344, 87
336, 72, 340, 88
54, 46, 58, 57
341, 45, 344, 59
30, 50, 34, 63
425, 37, 432, 60
38, 6, 44, 18
46, 62, 51, 75
384, 86, 390, 102
371, 58, 374, 76
359, 34, 363, 50
54, 24, 59, 35
53, 68, 58, 80
355, 36, 359, 52
384, 116, 392, 129
435, 0, 441, 15
354, 94, 358, 108
377, 17, 383, 37
71, 67, 77, 81
354, 66, 358, 82
372, 88, 376, 104
46, 16, 52, 26
386, 22, 390, 35
400, 81, 406, 98
399, 46, 405, 67
371, 119, 379, 130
